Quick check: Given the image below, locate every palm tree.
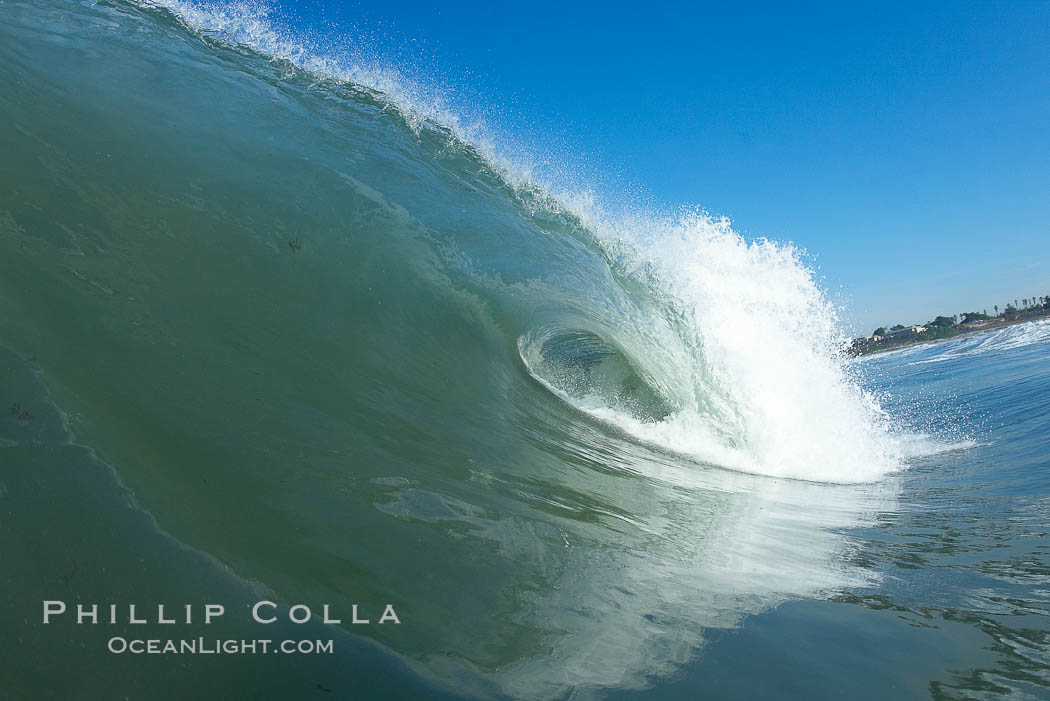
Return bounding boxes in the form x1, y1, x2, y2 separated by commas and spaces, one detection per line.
994, 305, 998, 315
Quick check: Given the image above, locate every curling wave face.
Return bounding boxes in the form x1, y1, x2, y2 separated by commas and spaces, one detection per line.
139, 0, 915, 484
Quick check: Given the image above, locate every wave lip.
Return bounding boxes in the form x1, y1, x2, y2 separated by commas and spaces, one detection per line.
518, 222, 907, 489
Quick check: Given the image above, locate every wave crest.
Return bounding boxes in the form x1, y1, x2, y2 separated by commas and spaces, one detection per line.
135, 0, 906, 483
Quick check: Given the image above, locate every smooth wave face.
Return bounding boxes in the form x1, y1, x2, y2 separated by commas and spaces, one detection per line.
0, 0, 979, 698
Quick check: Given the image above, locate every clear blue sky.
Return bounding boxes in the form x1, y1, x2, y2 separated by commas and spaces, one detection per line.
283, 0, 1048, 334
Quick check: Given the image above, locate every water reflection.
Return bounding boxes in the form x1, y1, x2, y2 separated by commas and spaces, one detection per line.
373, 401, 899, 698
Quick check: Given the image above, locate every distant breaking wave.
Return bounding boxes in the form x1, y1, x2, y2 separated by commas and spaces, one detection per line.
905, 319, 1050, 365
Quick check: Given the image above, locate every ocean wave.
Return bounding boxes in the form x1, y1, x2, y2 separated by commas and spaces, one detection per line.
106, 0, 921, 485
905, 319, 1050, 366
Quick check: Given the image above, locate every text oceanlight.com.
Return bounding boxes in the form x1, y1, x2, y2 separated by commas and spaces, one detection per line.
107, 637, 334, 655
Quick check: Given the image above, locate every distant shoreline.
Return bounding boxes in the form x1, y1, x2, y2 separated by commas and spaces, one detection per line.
850, 308, 1050, 357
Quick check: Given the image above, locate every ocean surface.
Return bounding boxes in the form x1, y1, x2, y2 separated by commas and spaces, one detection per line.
1, 1, 1048, 699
